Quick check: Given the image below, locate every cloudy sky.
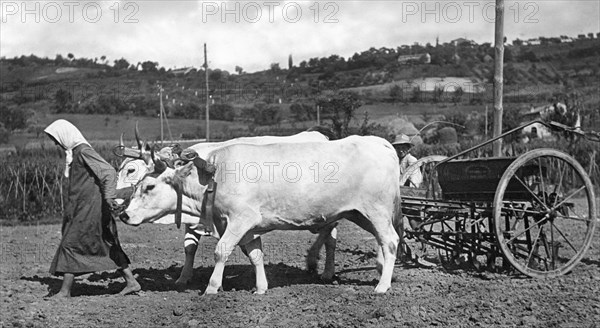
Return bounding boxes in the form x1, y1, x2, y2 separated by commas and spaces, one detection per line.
1, 0, 598, 72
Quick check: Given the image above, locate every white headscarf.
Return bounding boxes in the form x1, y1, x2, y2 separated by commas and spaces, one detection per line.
44, 119, 91, 178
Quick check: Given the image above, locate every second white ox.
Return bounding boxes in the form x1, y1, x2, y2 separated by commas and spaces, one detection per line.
116, 130, 336, 285
122, 135, 402, 294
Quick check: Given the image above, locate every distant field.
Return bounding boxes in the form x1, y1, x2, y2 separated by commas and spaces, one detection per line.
8, 101, 513, 149
343, 77, 486, 95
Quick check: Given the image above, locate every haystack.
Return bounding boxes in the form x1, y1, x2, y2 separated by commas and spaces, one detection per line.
381, 116, 423, 144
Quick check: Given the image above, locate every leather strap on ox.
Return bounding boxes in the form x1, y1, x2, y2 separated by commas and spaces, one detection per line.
174, 150, 217, 229
175, 187, 183, 229
202, 179, 217, 231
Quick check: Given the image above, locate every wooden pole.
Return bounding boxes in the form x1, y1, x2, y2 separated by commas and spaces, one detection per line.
485, 105, 489, 139
159, 86, 164, 146
492, 0, 505, 156
317, 105, 320, 125
204, 43, 210, 142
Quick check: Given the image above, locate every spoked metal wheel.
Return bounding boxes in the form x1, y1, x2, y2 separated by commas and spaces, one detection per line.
493, 149, 597, 278
400, 155, 447, 199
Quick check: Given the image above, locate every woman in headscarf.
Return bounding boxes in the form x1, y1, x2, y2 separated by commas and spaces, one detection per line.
45, 119, 140, 297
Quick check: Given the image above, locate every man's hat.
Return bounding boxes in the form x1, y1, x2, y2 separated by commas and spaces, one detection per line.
391, 134, 414, 147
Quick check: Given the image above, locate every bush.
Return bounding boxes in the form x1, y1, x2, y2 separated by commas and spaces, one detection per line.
253, 103, 282, 126
240, 103, 282, 126
290, 103, 315, 121
210, 103, 236, 121
0, 105, 31, 131
0, 125, 9, 143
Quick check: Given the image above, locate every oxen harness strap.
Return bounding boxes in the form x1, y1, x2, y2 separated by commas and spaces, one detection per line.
173, 177, 216, 230
175, 188, 183, 229
202, 179, 217, 230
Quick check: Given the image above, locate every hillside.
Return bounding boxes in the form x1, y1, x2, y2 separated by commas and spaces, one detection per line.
1, 37, 599, 146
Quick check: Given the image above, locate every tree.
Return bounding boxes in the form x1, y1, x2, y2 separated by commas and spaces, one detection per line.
316, 92, 361, 138
0, 124, 9, 143
410, 86, 422, 102
141, 61, 158, 73
256, 105, 281, 125
290, 103, 314, 121
0, 105, 31, 131
519, 50, 538, 62
504, 47, 514, 62
288, 54, 293, 69
389, 85, 403, 102
452, 86, 464, 104
54, 89, 73, 113
54, 54, 65, 65
432, 86, 444, 103
114, 58, 130, 70
270, 63, 280, 72
209, 69, 223, 81
67, 53, 74, 61
243, 103, 281, 125
210, 103, 236, 121
358, 111, 387, 138
235, 66, 244, 75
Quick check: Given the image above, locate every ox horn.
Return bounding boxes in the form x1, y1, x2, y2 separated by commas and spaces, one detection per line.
151, 145, 167, 174
134, 121, 143, 150
112, 133, 127, 157
113, 133, 143, 159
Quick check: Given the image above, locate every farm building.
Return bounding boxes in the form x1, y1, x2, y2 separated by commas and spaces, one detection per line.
397, 53, 430, 65
169, 67, 195, 76
451, 38, 477, 47
524, 38, 541, 46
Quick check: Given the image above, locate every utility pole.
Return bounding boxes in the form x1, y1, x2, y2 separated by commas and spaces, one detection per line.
492, 0, 505, 156
316, 105, 320, 125
159, 84, 164, 145
204, 43, 210, 142
485, 105, 489, 139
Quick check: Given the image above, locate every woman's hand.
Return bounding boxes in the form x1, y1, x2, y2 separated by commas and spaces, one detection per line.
107, 199, 124, 214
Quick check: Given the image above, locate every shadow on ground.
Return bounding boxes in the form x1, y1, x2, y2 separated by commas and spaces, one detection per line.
21, 262, 375, 296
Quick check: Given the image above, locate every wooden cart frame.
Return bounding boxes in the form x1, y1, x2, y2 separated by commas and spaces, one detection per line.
400, 120, 598, 278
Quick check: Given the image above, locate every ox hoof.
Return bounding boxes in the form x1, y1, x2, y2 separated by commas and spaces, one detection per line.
374, 284, 390, 294
203, 286, 220, 295
319, 273, 338, 284
175, 277, 191, 286
253, 289, 267, 295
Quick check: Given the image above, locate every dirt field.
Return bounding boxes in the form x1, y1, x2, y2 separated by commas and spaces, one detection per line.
1, 216, 599, 328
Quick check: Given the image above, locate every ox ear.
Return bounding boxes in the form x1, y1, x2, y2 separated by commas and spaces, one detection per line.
193, 157, 216, 176
176, 161, 196, 179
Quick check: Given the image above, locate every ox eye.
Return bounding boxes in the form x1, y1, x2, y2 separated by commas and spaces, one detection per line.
145, 185, 155, 192
127, 168, 136, 174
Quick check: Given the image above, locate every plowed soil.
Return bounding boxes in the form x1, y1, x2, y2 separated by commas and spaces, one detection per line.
2, 218, 599, 328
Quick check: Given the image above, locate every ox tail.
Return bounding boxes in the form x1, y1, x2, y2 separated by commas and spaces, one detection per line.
392, 187, 405, 261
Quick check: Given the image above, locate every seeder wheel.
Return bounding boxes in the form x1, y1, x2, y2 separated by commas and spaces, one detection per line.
493, 149, 597, 278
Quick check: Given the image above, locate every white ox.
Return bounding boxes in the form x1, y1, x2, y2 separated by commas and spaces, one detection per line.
122, 135, 402, 294
115, 131, 337, 285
